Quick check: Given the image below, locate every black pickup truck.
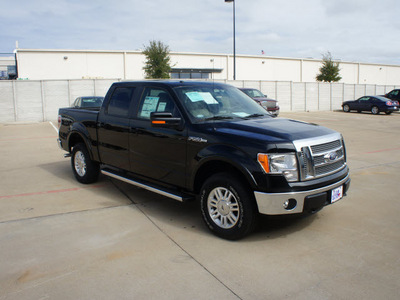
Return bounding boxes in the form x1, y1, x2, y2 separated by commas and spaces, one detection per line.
58, 81, 350, 240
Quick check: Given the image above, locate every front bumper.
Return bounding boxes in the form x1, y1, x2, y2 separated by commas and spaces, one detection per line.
267, 108, 279, 117
254, 174, 350, 215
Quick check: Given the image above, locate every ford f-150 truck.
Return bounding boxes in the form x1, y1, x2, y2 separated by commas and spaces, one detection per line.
58, 81, 350, 240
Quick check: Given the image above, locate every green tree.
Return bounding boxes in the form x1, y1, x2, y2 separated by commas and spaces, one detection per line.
316, 52, 342, 82
142, 40, 172, 79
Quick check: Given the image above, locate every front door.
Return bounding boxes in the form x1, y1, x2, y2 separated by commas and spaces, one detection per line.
129, 87, 187, 187
354, 96, 370, 111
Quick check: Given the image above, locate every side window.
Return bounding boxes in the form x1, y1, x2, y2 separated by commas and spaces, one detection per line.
73, 98, 80, 107
359, 97, 369, 102
107, 87, 135, 117
137, 88, 178, 119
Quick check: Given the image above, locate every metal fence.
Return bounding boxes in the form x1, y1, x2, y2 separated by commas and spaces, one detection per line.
223, 80, 400, 113
0, 79, 399, 123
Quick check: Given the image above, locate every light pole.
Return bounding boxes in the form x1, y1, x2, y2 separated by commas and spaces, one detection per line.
225, 0, 236, 80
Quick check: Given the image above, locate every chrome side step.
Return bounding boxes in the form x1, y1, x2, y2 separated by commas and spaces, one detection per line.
101, 169, 185, 202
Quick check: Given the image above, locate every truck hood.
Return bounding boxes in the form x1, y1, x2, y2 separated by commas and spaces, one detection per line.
211, 117, 336, 143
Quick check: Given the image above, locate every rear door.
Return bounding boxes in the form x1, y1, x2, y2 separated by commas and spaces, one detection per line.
129, 86, 187, 187
97, 85, 136, 170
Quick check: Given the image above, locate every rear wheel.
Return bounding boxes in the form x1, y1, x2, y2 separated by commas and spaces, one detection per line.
343, 104, 350, 112
371, 106, 380, 115
71, 143, 100, 184
200, 173, 258, 240
385, 111, 392, 115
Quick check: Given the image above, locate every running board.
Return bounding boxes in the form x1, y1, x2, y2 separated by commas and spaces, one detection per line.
101, 169, 191, 202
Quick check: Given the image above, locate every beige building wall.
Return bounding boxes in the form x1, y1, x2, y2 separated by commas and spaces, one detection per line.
15, 49, 400, 85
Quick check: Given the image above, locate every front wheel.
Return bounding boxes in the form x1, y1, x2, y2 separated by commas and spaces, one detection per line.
200, 173, 258, 240
71, 143, 100, 184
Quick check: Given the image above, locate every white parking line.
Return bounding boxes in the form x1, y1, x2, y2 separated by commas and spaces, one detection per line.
49, 121, 59, 133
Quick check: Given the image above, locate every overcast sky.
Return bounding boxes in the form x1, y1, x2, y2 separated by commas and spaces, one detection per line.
1, 0, 399, 65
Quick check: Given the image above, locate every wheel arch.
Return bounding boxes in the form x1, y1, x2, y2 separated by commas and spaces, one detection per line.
192, 157, 258, 196
67, 131, 95, 160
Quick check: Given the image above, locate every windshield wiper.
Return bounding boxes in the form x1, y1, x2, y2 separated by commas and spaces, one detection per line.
205, 115, 234, 121
244, 113, 266, 119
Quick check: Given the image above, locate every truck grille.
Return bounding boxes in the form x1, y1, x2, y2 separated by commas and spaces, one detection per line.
293, 133, 347, 181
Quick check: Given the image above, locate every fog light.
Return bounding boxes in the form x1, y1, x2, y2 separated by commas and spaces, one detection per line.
283, 198, 297, 210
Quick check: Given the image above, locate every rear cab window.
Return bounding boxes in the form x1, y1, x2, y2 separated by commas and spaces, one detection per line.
107, 87, 136, 117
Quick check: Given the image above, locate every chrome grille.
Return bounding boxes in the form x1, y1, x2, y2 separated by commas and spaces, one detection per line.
311, 140, 341, 154
293, 133, 347, 181
314, 149, 343, 165
315, 160, 345, 176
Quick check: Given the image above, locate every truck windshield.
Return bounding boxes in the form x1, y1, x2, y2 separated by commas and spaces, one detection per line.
173, 85, 269, 123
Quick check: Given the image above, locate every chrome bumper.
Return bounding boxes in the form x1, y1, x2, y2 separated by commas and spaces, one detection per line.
57, 138, 63, 150
254, 174, 350, 215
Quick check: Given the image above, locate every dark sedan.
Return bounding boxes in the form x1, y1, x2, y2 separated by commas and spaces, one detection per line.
342, 96, 399, 115
239, 88, 279, 117
72, 96, 104, 108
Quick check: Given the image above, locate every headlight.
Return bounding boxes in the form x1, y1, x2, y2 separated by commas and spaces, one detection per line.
258, 153, 298, 182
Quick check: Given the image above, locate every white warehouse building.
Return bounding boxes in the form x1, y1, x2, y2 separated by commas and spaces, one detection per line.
15, 48, 400, 85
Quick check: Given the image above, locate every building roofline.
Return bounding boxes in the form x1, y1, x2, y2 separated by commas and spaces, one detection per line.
14, 48, 400, 68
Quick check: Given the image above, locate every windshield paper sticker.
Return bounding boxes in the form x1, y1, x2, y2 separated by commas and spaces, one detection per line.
233, 112, 249, 117
186, 92, 218, 104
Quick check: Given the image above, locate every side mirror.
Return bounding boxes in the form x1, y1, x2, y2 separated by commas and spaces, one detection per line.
150, 112, 182, 130
264, 95, 268, 98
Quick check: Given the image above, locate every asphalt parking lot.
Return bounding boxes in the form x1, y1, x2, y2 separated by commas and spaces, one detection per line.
0, 111, 399, 299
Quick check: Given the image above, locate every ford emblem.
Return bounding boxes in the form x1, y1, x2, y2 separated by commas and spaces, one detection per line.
324, 152, 338, 162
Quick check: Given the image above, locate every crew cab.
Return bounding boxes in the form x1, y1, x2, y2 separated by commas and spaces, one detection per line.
58, 81, 350, 240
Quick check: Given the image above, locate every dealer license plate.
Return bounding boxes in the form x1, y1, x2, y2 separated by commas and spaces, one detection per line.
331, 186, 343, 203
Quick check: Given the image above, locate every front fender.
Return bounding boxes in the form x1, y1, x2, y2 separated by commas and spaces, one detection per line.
190, 144, 263, 191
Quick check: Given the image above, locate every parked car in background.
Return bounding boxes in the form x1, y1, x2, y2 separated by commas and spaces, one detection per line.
342, 96, 399, 115
384, 89, 400, 102
239, 88, 279, 117
72, 96, 104, 108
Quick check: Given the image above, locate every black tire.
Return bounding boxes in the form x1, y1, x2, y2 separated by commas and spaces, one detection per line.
385, 111, 392, 115
71, 143, 100, 184
200, 173, 258, 240
343, 105, 350, 112
371, 106, 380, 115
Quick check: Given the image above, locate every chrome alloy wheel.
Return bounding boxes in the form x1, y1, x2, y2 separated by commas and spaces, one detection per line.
74, 151, 87, 177
207, 187, 240, 229
371, 106, 379, 115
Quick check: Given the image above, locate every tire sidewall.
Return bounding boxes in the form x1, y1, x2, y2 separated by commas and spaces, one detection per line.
71, 143, 99, 184
200, 173, 256, 240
